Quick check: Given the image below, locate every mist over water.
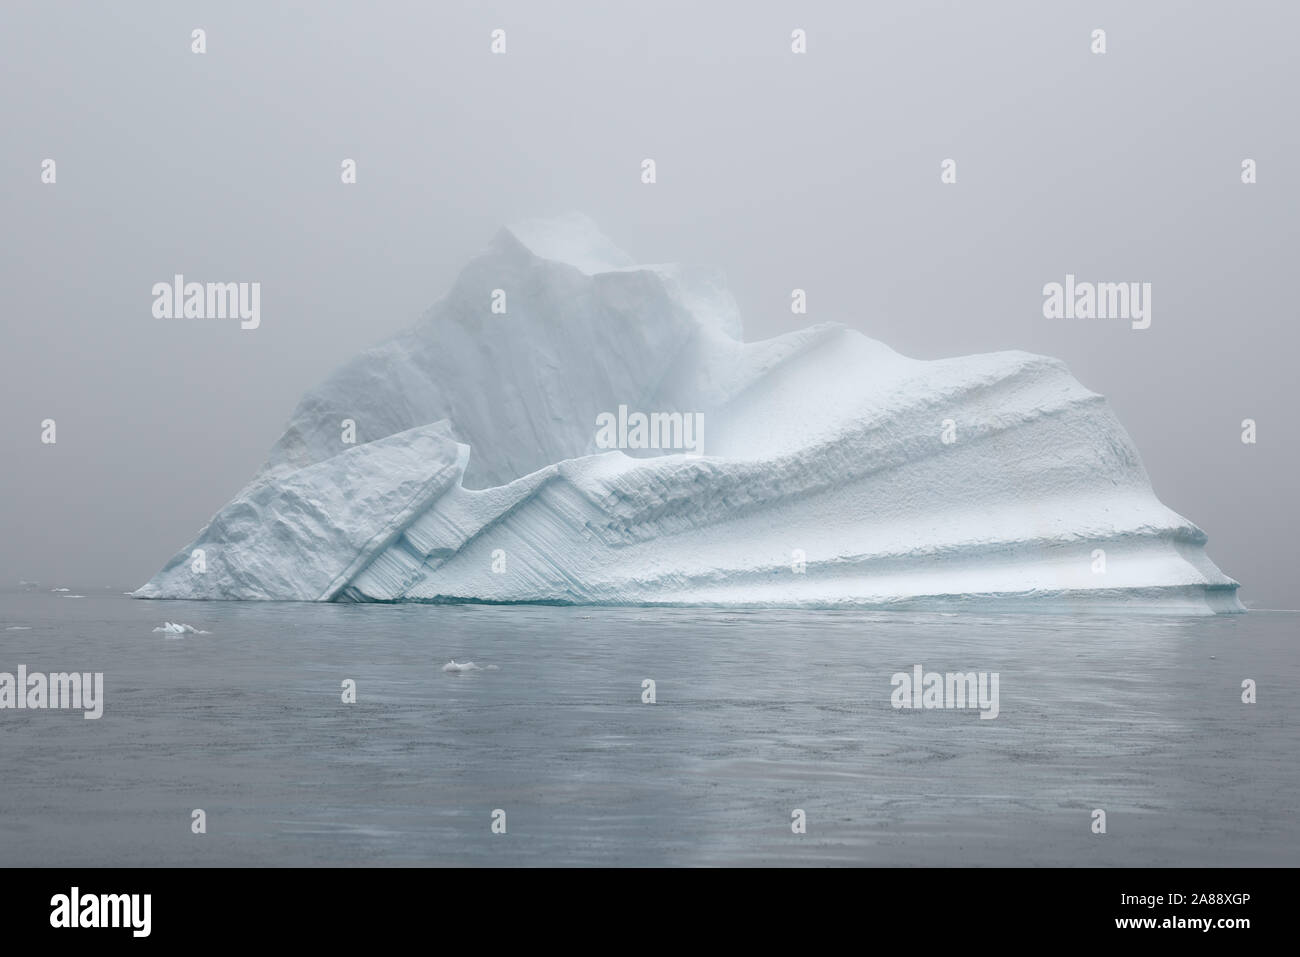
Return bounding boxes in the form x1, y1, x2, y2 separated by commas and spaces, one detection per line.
2, 591, 1294, 866
2, 1, 1297, 607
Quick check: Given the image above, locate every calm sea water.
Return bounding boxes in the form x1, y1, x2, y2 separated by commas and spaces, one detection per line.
1, 588, 1296, 867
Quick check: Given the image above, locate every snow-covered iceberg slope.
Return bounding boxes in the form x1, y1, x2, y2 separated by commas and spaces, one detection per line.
135, 213, 1243, 613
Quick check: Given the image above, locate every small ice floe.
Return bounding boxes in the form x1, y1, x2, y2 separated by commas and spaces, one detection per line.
62, 595, 86, 599
5, 626, 32, 631
442, 660, 496, 674
152, 621, 210, 636
50, 587, 69, 593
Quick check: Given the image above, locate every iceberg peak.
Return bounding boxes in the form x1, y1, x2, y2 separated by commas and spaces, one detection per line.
495, 212, 636, 275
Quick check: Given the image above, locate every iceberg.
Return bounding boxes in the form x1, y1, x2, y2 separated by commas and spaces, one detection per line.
135, 213, 1242, 614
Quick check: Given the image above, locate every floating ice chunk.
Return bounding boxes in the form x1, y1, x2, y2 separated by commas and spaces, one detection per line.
442, 660, 483, 674
152, 621, 209, 635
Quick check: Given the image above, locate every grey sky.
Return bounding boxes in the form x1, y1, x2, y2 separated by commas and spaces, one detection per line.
1, 0, 1295, 606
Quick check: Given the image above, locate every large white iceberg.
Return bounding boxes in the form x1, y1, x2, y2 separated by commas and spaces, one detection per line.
135, 214, 1242, 613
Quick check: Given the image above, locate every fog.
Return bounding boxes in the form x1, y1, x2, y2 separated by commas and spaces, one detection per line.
1, 0, 1295, 605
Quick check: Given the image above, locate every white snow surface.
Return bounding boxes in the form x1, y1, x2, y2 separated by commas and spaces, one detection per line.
135, 214, 1242, 613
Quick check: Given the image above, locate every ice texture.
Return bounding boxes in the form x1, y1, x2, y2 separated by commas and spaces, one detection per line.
136, 215, 1243, 613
